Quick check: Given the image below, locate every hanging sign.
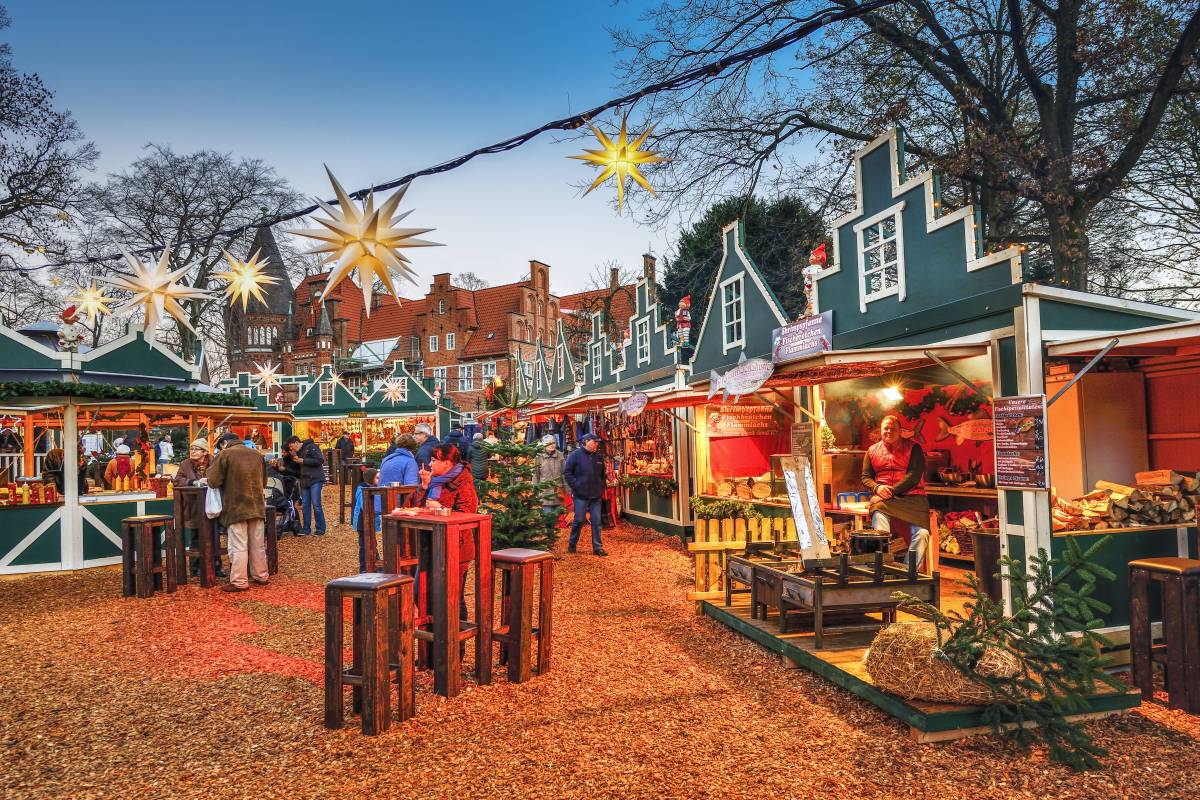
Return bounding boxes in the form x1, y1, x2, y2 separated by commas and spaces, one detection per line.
771, 311, 833, 364
617, 391, 650, 417
707, 404, 779, 436
780, 455, 831, 561
993, 394, 1049, 490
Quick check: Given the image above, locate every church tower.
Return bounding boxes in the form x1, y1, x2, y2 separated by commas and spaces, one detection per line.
225, 226, 296, 376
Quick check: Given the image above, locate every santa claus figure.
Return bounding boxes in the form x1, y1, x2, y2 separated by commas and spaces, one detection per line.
58, 305, 86, 352
673, 295, 692, 349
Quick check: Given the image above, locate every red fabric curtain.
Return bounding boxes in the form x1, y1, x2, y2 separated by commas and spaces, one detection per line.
709, 434, 789, 481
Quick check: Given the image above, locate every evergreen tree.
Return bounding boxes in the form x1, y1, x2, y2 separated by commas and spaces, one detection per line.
477, 440, 562, 550
898, 536, 1125, 771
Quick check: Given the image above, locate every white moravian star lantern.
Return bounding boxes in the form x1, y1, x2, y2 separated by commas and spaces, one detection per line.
99, 248, 210, 339
253, 361, 283, 392
381, 377, 406, 404
217, 249, 279, 311
291, 168, 440, 315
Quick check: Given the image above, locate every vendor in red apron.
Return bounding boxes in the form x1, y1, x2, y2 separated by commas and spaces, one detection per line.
861, 415, 930, 570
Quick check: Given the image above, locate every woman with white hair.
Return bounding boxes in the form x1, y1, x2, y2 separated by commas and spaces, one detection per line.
534, 434, 565, 520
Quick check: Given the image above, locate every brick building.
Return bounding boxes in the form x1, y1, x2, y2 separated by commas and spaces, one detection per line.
225, 248, 644, 419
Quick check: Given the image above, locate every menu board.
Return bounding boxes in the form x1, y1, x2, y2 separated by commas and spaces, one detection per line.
706, 404, 779, 436
780, 455, 831, 561
790, 422, 814, 459
993, 395, 1049, 490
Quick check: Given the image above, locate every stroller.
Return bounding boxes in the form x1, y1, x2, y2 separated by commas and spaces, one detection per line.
265, 466, 301, 535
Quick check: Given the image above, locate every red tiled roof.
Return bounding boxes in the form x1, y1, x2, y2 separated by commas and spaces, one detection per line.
461, 282, 530, 358
558, 284, 638, 333
294, 272, 421, 352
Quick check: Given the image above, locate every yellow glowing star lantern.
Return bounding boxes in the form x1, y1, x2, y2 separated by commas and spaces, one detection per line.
291, 168, 440, 316
99, 247, 210, 338
253, 361, 282, 392
570, 115, 667, 210
67, 281, 113, 323
216, 249, 279, 311
382, 377, 406, 405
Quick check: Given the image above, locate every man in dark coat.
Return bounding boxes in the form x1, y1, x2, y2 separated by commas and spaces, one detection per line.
562, 433, 608, 556
334, 429, 355, 465
285, 435, 327, 535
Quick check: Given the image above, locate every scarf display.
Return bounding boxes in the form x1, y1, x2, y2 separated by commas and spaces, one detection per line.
428, 463, 464, 501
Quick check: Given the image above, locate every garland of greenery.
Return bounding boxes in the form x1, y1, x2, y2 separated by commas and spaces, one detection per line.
618, 474, 677, 497
0, 381, 255, 407
688, 496, 763, 520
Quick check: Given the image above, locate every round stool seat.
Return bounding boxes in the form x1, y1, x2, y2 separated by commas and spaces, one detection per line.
1129, 557, 1200, 576
328, 572, 412, 591
124, 514, 173, 523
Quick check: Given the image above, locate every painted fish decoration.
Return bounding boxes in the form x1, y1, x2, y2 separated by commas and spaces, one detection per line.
618, 391, 649, 417
934, 416, 994, 445
708, 352, 775, 404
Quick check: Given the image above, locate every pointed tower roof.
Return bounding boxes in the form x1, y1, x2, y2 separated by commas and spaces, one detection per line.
316, 302, 335, 337
242, 226, 294, 315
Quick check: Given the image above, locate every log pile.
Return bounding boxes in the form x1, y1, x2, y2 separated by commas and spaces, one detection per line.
1052, 470, 1200, 531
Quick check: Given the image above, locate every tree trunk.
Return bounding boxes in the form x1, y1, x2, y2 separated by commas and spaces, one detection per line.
1046, 205, 1090, 290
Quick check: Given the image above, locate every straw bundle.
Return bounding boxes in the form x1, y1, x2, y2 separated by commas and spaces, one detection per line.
863, 622, 1019, 705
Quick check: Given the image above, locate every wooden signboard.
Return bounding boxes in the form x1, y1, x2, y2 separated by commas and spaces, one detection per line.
993, 394, 1049, 490
790, 422, 814, 460
780, 455, 831, 562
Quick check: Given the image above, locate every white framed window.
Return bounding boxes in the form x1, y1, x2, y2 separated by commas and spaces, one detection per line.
239, 388, 253, 398
590, 343, 601, 381
428, 335, 439, 353
635, 318, 650, 365
432, 367, 447, 392
319, 382, 334, 405
720, 274, 745, 352
446, 332, 456, 351
854, 203, 906, 311
438, 299, 446, 314
536, 363, 543, 392
556, 346, 565, 381
523, 360, 533, 382
458, 364, 474, 391
482, 361, 497, 382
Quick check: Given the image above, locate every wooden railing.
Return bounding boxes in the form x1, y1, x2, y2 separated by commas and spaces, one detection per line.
687, 516, 800, 606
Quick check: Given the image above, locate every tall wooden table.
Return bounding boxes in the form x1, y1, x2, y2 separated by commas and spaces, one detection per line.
379, 510, 493, 697
359, 484, 417, 572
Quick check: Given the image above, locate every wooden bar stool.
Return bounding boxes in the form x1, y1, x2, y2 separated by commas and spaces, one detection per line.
1130, 557, 1200, 713
339, 460, 366, 524
360, 485, 416, 572
120, 515, 177, 598
324, 572, 415, 735
491, 548, 554, 682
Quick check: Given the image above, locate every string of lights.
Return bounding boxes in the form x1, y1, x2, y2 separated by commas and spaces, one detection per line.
10, 0, 897, 276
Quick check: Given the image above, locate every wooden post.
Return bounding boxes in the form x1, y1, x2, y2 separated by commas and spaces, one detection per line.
22, 413, 34, 478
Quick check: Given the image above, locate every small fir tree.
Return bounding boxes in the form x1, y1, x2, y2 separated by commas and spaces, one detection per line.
897, 536, 1125, 771
477, 440, 562, 550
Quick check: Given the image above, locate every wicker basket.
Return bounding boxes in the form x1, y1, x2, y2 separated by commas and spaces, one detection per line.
863, 622, 1019, 705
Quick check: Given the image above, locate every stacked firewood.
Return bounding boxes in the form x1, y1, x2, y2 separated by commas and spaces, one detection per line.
1052, 470, 1200, 531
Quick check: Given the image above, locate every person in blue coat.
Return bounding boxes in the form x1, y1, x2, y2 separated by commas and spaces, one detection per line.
379, 442, 420, 487
562, 433, 608, 556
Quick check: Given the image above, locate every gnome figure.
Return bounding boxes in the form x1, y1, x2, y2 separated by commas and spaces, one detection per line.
58, 305, 86, 352
801, 243, 827, 318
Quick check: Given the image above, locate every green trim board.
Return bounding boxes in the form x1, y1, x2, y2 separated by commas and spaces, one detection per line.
688, 220, 789, 384
0, 506, 63, 568
621, 509, 689, 540
701, 600, 1140, 734
545, 319, 579, 399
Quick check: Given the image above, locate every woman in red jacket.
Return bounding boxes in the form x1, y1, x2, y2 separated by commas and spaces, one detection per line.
414, 444, 479, 513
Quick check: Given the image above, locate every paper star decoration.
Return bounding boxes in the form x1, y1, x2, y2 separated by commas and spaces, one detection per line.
253, 361, 282, 391
570, 115, 667, 210
67, 281, 114, 323
291, 168, 440, 316
99, 248, 210, 337
216, 249, 279, 311
381, 377, 407, 404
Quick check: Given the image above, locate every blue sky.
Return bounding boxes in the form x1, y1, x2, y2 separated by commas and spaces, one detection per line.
7, 0, 673, 295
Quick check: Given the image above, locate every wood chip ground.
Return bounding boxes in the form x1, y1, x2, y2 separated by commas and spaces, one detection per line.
2, 488, 1198, 798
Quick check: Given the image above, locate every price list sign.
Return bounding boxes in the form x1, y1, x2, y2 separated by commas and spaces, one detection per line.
993, 395, 1049, 490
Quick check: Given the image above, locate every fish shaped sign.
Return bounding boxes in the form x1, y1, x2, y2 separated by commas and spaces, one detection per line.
618, 391, 650, 417
708, 352, 774, 404
934, 417, 994, 446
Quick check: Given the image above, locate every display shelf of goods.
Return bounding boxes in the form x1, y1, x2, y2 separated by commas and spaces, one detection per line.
618, 474, 677, 497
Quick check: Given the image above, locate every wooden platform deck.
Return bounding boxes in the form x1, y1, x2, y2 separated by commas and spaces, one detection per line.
702, 599, 1142, 742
